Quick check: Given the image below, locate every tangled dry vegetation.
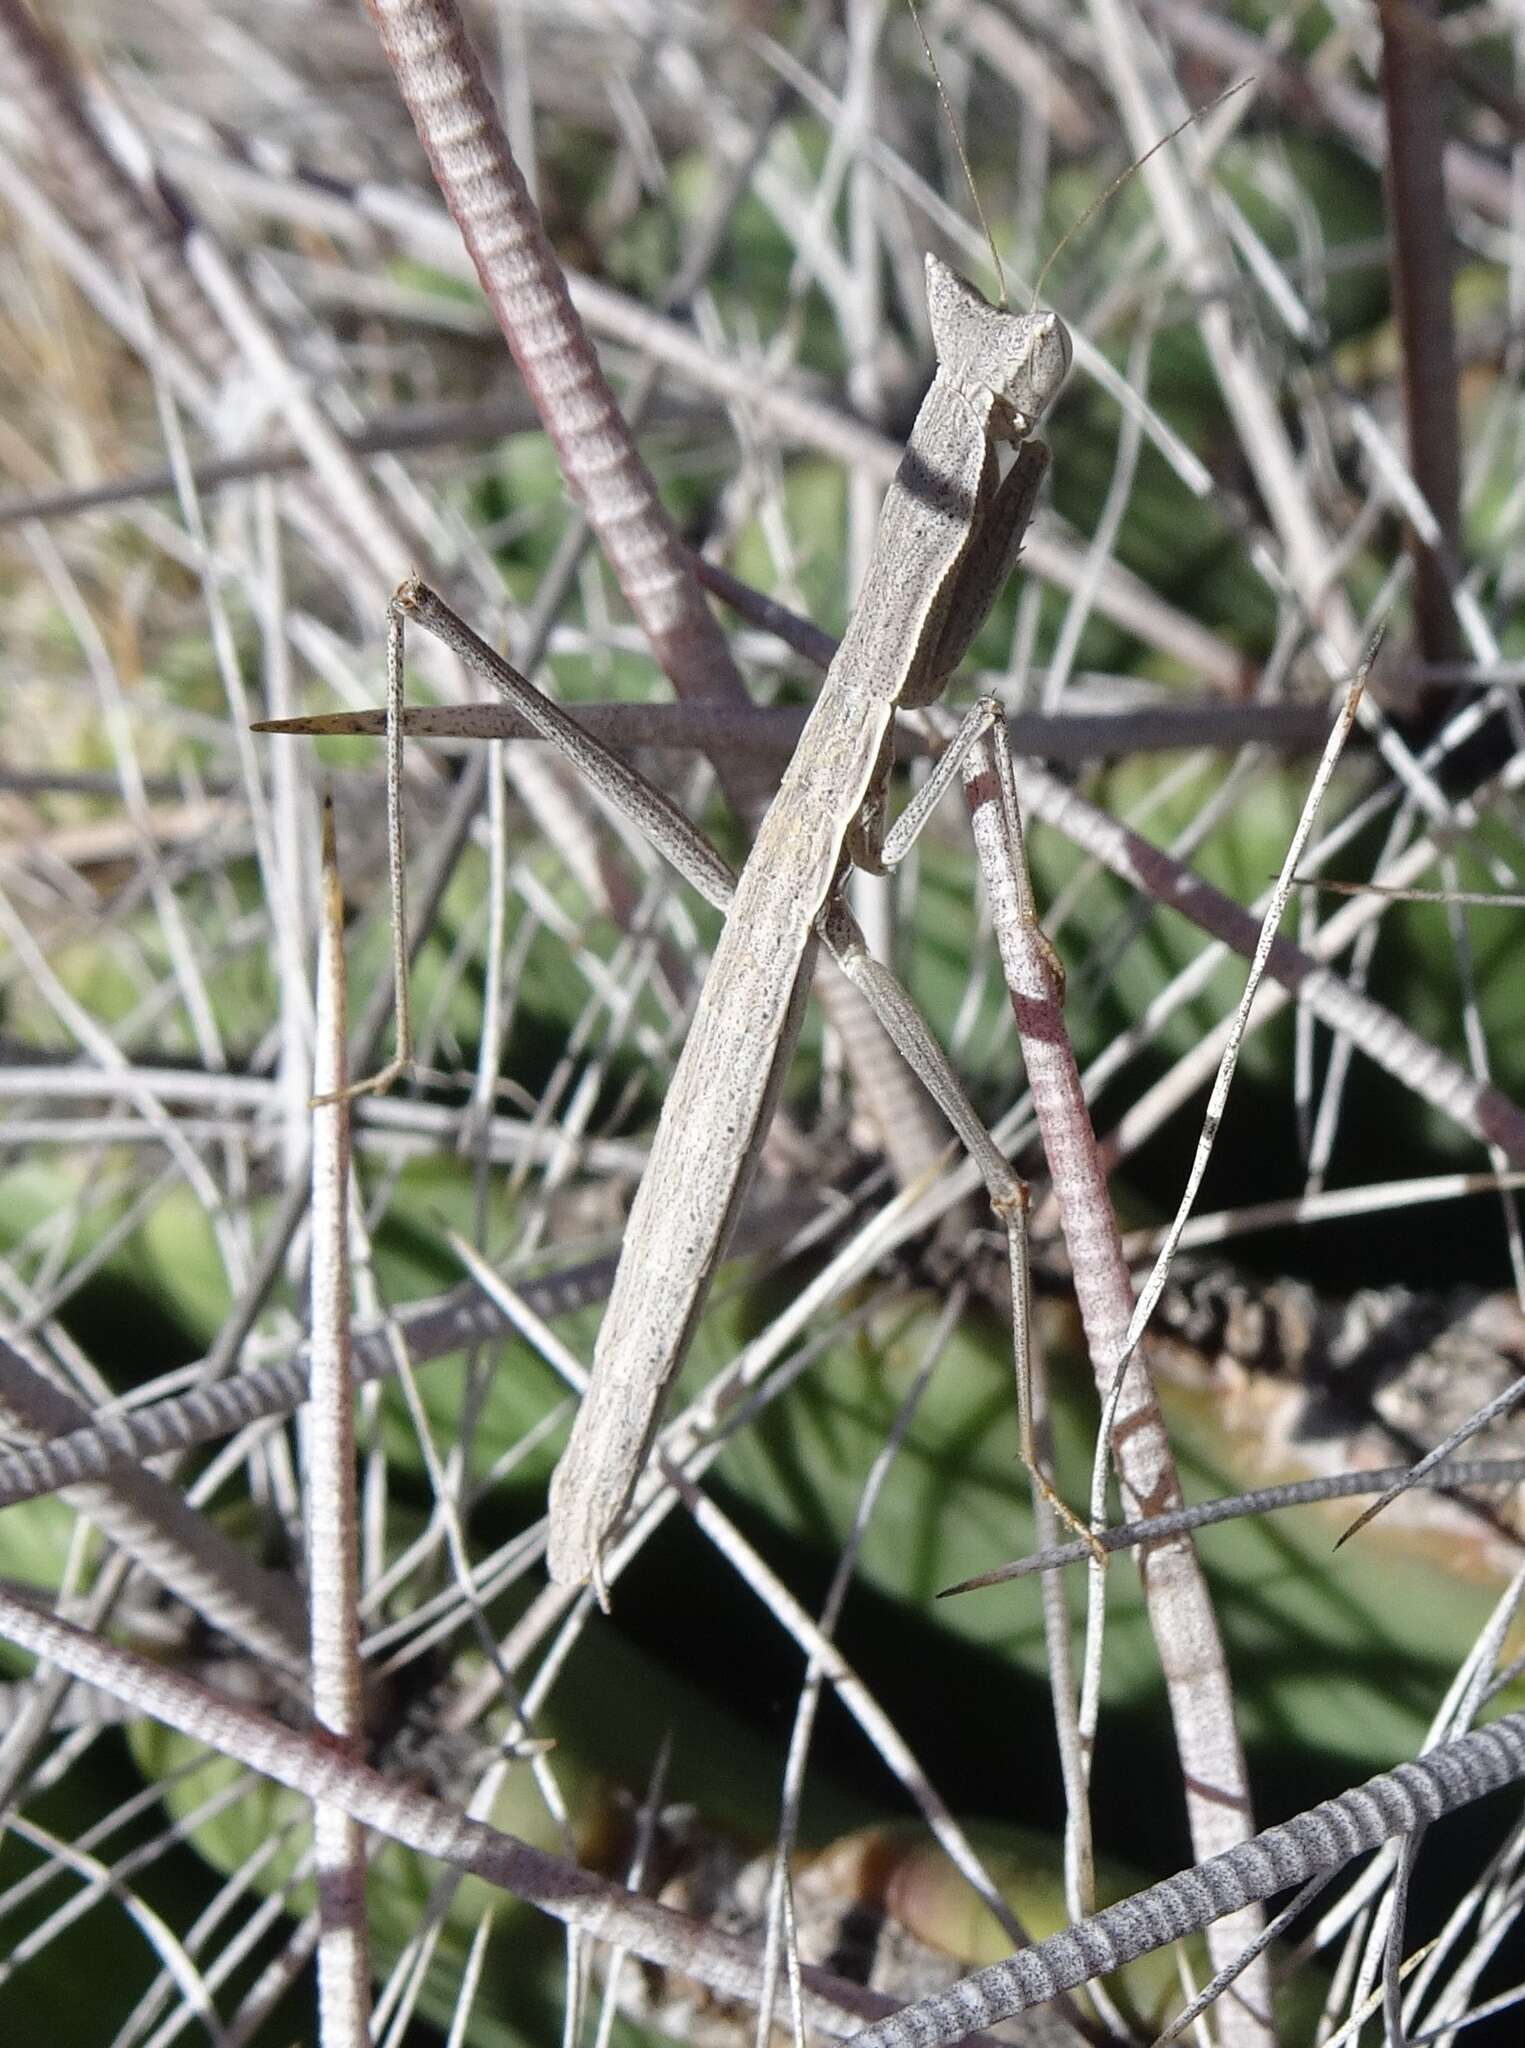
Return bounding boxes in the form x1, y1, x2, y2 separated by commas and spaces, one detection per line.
3, 2, 1525, 2044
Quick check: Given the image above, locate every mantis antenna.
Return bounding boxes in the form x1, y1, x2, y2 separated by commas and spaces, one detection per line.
1031, 75, 1254, 313
907, 5, 1250, 325
903, 0, 1008, 307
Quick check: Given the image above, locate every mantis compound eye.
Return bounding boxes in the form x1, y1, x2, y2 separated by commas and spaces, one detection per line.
1007, 309, 1072, 424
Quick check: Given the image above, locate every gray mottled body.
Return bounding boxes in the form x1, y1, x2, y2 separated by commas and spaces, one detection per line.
548, 259, 1070, 1586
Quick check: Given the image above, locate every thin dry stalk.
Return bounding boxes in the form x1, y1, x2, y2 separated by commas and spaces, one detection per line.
947, 1452, 1525, 1593
0, 1333, 306, 1675
255, 692, 1338, 767
0, 1236, 659, 1518
959, 728, 1268, 2040
306, 799, 372, 2048
0, 0, 413, 616
362, 0, 753, 754
1377, 0, 1464, 679
0, 0, 230, 377
116, 113, 1251, 684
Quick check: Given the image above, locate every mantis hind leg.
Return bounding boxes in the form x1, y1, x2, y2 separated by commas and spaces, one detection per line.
816, 896, 1098, 1557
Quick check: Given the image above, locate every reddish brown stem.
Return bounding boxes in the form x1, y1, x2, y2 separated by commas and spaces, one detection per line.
364, 0, 754, 754
1378, 0, 1464, 685
961, 738, 1269, 2036
0, 0, 231, 378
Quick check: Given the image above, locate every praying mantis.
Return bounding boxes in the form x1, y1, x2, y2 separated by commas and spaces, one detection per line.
263, 255, 1072, 1595
545, 257, 1070, 1587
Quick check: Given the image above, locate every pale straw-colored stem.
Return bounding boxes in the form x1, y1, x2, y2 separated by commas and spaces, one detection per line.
307, 802, 372, 2048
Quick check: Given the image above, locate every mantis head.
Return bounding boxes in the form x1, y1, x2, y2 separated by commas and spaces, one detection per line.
924, 253, 1071, 444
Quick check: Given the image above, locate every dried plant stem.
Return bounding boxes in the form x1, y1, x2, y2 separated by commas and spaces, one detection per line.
0, 1334, 307, 1674
1014, 758, 1525, 1169
363, 0, 752, 755
307, 800, 372, 2047
947, 1454, 1525, 1593
0, 393, 549, 526
124, 116, 1248, 689
846, 1708, 1525, 2048
0, 0, 431, 625
1144, 0, 1515, 222
0, 1208, 807, 1520
0, 0, 230, 376
1086, 0, 1358, 664
1377, 0, 1464, 676
256, 694, 1338, 765
960, 729, 1268, 2041
1113, 669, 1368, 1384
